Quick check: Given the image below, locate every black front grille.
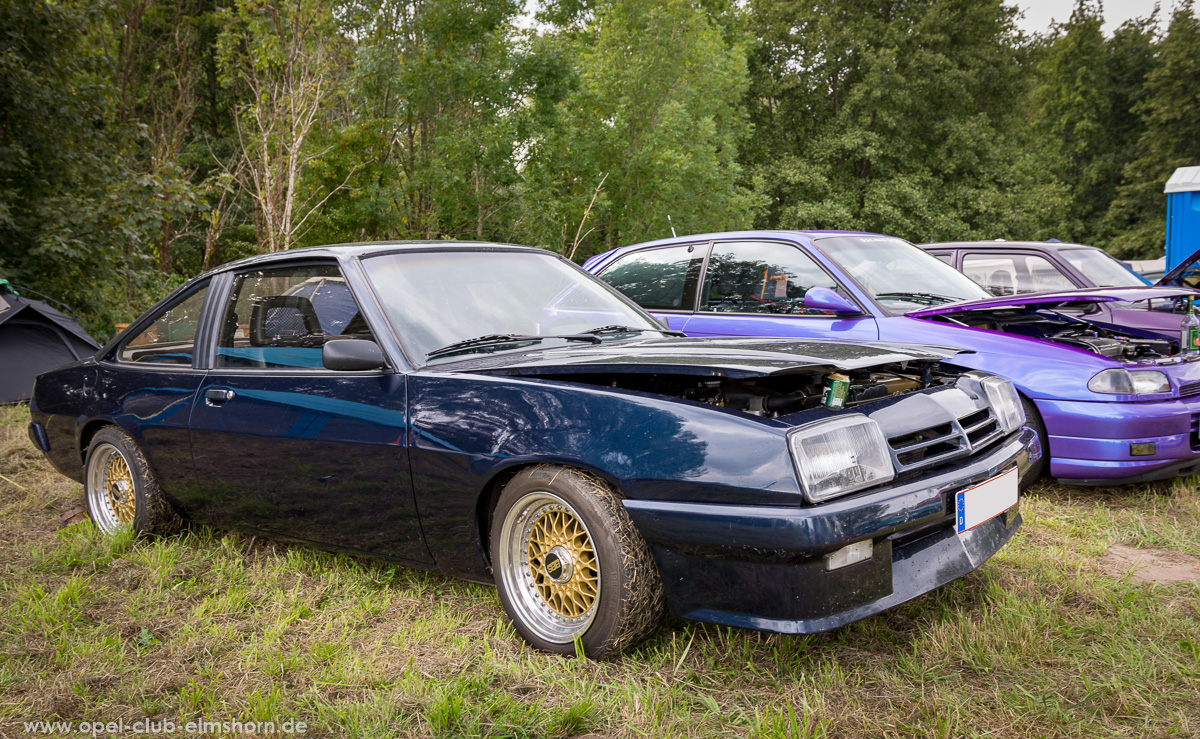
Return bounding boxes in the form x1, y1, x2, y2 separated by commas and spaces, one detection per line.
886, 408, 1003, 475
1180, 382, 1200, 398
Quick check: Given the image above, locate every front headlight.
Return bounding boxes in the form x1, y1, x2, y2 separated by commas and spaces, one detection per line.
788, 415, 894, 503
1087, 368, 1170, 395
980, 375, 1025, 433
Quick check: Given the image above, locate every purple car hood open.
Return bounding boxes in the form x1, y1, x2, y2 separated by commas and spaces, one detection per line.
905, 286, 1195, 317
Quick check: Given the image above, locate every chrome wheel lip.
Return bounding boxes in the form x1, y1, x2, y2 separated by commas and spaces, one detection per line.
498, 491, 600, 644
86, 442, 133, 535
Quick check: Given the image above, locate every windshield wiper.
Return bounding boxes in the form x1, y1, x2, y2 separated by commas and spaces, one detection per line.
426, 332, 601, 360
874, 291, 959, 305
583, 324, 687, 337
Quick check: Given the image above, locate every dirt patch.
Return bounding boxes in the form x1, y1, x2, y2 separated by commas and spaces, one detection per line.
1101, 544, 1200, 585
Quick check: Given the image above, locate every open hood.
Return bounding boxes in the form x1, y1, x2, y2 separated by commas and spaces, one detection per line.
1157, 247, 1200, 288
430, 336, 963, 379
905, 286, 1196, 318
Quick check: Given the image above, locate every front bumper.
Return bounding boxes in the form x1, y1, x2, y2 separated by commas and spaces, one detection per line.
622, 427, 1036, 634
1035, 395, 1200, 484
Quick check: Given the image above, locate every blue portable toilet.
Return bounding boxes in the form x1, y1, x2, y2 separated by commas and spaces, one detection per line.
1165, 166, 1200, 271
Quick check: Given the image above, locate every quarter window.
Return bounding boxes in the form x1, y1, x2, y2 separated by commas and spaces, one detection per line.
962, 253, 1075, 295
215, 265, 373, 370
598, 245, 704, 310
700, 241, 840, 314
118, 284, 209, 366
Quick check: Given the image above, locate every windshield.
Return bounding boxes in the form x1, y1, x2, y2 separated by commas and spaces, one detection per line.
814, 236, 991, 313
1060, 248, 1149, 287
362, 250, 666, 363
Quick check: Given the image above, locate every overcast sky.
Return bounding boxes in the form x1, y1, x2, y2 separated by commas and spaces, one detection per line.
1013, 0, 1169, 36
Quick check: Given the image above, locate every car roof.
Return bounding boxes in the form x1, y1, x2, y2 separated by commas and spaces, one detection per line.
923, 240, 1102, 252
196, 240, 551, 279
586, 229, 886, 266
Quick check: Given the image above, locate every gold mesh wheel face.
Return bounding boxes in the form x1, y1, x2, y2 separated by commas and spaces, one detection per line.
86, 441, 137, 535
106, 453, 136, 524
498, 491, 603, 644
526, 507, 599, 618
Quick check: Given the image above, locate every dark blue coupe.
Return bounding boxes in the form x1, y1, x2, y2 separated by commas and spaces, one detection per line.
29, 243, 1038, 657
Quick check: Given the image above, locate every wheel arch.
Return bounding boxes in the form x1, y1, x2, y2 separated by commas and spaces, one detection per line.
474, 459, 626, 571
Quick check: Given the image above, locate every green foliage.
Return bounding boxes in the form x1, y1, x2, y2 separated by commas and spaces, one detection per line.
744, 0, 1072, 243
1106, 2, 1200, 258
519, 0, 760, 258
0, 0, 1189, 334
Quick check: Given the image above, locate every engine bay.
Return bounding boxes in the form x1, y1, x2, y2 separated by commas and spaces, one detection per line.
541, 361, 955, 419
932, 308, 1173, 362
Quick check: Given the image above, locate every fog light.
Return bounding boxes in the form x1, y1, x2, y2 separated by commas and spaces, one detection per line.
1130, 442, 1156, 457
825, 540, 873, 571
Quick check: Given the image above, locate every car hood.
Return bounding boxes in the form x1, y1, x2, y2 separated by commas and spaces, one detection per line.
429, 336, 964, 379
905, 287, 1195, 317
1157, 246, 1200, 287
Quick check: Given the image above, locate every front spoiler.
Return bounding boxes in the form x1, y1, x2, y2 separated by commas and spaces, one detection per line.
622, 428, 1035, 633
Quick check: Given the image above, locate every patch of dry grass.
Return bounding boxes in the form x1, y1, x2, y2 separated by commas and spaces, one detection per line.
0, 403, 1197, 738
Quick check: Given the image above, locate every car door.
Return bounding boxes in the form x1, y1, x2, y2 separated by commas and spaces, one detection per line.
594, 243, 705, 330
186, 261, 432, 564
93, 281, 214, 495
682, 240, 878, 340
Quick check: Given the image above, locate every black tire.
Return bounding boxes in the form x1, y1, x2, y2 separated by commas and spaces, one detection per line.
1019, 395, 1048, 490
490, 465, 665, 659
84, 426, 181, 536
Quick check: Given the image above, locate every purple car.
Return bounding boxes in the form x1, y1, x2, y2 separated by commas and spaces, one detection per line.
583, 231, 1200, 486
924, 240, 1200, 343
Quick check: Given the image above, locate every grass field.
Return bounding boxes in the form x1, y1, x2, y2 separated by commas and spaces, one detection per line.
1, 402, 1198, 738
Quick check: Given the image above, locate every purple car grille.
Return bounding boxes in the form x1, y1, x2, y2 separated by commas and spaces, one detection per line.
1180, 382, 1200, 398
887, 408, 1001, 474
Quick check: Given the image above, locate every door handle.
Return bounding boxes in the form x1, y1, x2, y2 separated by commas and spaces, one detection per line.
205, 388, 234, 404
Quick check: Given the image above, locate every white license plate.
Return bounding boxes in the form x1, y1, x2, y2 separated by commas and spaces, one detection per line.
955, 467, 1018, 533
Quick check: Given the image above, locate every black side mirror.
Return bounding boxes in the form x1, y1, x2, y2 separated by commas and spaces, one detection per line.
322, 339, 387, 371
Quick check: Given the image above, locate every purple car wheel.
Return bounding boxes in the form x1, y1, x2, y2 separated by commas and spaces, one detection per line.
491, 465, 665, 659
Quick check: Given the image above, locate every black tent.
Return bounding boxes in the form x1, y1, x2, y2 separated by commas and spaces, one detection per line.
0, 290, 100, 404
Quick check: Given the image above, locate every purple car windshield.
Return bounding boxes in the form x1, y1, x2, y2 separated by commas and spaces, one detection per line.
362, 250, 664, 362
815, 236, 990, 314
1059, 248, 1149, 287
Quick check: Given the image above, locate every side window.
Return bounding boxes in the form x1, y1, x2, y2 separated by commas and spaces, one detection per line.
963, 253, 1074, 296
699, 241, 839, 314
1024, 255, 1075, 292
118, 284, 209, 366
931, 252, 955, 266
215, 265, 373, 370
598, 245, 704, 310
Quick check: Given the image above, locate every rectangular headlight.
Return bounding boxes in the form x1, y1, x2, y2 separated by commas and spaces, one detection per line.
980, 375, 1024, 433
788, 415, 894, 503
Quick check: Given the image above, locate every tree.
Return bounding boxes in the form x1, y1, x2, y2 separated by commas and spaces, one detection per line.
304, 0, 536, 245
217, 0, 352, 252
0, 0, 192, 337
519, 0, 759, 258
1106, 2, 1200, 258
742, 0, 1068, 242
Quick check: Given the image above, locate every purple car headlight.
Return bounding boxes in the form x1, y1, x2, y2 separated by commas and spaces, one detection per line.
979, 375, 1025, 433
788, 415, 894, 503
1088, 369, 1170, 395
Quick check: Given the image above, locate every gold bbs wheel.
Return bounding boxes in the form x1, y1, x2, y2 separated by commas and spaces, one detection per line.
84, 426, 181, 537
86, 442, 137, 533
499, 492, 601, 643
527, 505, 600, 618
491, 465, 666, 659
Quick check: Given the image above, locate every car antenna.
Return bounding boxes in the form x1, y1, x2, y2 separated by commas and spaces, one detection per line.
667, 215, 677, 238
